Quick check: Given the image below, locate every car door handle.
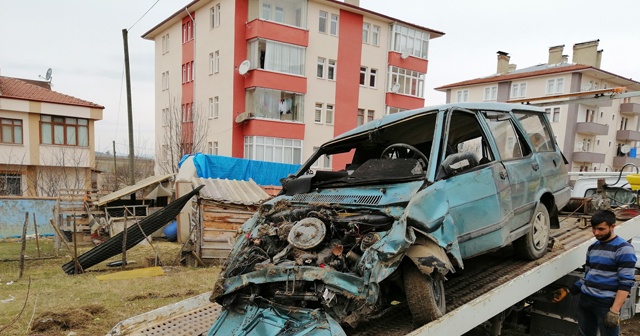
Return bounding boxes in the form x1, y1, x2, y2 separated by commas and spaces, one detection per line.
532, 162, 539, 171
499, 170, 507, 179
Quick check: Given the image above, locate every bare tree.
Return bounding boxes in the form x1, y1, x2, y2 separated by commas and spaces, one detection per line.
35, 146, 92, 197
157, 95, 210, 174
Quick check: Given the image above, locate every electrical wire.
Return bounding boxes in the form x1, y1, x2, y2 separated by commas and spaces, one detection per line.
128, 0, 160, 31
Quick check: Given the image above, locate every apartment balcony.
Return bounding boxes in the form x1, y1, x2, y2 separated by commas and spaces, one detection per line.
620, 103, 640, 116
613, 156, 640, 167
575, 122, 608, 135
616, 129, 640, 142
572, 151, 605, 164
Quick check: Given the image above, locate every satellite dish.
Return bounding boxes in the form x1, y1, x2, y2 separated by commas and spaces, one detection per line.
45, 68, 52, 81
238, 60, 251, 75
575, 141, 584, 150
400, 50, 410, 59
621, 145, 631, 154
391, 82, 400, 93
235, 112, 252, 123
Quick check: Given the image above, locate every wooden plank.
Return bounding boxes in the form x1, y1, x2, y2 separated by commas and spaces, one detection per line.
203, 222, 242, 231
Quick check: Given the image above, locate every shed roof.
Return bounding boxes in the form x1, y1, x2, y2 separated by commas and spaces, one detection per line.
96, 174, 175, 206
193, 177, 271, 205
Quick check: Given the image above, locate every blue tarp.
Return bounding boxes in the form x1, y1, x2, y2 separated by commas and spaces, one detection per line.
180, 154, 301, 186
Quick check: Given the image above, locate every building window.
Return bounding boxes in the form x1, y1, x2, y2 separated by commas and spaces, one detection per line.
391, 24, 429, 59
315, 103, 323, 123
210, 3, 220, 29
544, 107, 561, 122
0, 174, 21, 196
162, 71, 169, 90
328, 59, 336, 80
244, 136, 302, 164
511, 83, 526, 98
1, 118, 23, 144
248, 39, 305, 76
40, 115, 88, 146
357, 109, 374, 126
360, 67, 377, 88
317, 57, 325, 78
483, 86, 497, 101
319, 11, 327, 33
620, 117, 629, 130
311, 146, 332, 169
388, 66, 425, 97
182, 64, 187, 83
325, 104, 334, 125
214, 51, 219, 73
207, 141, 219, 155
362, 22, 370, 44
386, 106, 406, 115
456, 89, 469, 103
245, 88, 304, 122
372, 25, 380, 46
546, 78, 564, 94
253, 0, 306, 28
360, 67, 367, 85
369, 69, 377, 88
161, 33, 170, 54
213, 96, 219, 119
330, 13, 339, 36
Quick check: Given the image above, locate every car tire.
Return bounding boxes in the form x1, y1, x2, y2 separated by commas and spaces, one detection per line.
514, 202, 550, 260
404, 263, 446, 326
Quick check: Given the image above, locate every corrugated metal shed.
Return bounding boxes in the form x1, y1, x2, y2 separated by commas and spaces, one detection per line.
96, 174, 174, 206
193, 178, 270, 205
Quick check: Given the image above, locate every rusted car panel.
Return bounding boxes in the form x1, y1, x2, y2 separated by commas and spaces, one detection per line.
208, 103, 570, 335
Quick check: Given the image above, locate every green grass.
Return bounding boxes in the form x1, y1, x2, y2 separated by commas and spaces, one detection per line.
0, 238, 220, 336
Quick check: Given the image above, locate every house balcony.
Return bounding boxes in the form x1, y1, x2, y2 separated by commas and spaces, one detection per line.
572, 151, 605, 164
575, 122, 608, 135
620, 103, 640, 116
613, 156, 640, 167
616, 129, 640, 142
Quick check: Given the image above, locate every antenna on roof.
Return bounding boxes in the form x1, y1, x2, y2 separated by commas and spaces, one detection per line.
39, 68, 53, 82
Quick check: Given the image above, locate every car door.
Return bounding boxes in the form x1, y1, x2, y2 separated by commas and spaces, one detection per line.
481, 111, 538, 233
439, 108, 513, 258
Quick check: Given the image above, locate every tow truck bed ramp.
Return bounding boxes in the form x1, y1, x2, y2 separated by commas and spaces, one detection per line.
108, 216, 640, 336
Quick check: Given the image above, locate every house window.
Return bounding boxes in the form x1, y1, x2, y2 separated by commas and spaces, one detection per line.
213, 141, 218, 155
391, 24, 429, 59
483, 86, 497, 101
40, 115, 88, 146
330, 13, 339, 36
210, 4, 221, 29
245, 87, 304, 122
544, 107, 561, 122
372, 25, 380, 46
161, 33, 170, 54
357, 109, 365, 126
388, 66, 425, 97
325, 104, 334, 125
386, 106, 406, 115
214, 51, 219, 73
369, 69, 377, 88
214, 96, 219, 119
546, 78, 564, 94
318, 11, 327, 33
0, 174, 21, 196
162, 71, 169, 90
367, 110, 375, 123
328, 60, 336, 80
362, 23, 370, 44
511, 83, 526, 98
360, 67, 367, 85
254, 0, 306, 28
182, 64, 187, 83
315, 103, 323, 123
317, 57, 325, 78
248, 39, 305, 76
244, 136, 302, 164
620, 117, 629, 130
456, 89, 469, 103
1, 118, 23, 144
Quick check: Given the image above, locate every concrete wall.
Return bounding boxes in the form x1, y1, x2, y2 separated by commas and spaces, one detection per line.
0, 198, 56, 238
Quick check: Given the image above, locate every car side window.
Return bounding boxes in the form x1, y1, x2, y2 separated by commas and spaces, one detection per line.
482, 112, 527, 160
513, 112, 554, 152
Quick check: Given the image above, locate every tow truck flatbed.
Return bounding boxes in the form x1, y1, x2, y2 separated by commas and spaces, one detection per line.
108, 216, 640, 336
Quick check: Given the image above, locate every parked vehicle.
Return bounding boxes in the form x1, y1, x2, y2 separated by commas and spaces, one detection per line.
208, 102, 570, 335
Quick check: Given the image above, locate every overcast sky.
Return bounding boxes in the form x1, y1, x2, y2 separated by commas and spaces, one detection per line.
2, 0, 640, 157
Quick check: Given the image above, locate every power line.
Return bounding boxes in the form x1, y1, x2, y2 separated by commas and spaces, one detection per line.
128, 0, 160, 31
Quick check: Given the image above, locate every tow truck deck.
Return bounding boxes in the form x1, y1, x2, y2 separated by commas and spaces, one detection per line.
108, 215, 640, 336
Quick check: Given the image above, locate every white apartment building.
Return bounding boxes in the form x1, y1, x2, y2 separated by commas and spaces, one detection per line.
436, 40, 640, 173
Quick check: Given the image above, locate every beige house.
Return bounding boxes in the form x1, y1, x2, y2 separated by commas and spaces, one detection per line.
0, 75, 104, 196
436, 40, 640, 173
142, 0, 444, 173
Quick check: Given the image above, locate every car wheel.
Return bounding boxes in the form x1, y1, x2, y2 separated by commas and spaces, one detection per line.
404, 263, 446, 326
514, 202, 550, 260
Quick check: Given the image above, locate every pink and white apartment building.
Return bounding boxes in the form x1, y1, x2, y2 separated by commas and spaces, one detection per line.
143, 0, 443, 171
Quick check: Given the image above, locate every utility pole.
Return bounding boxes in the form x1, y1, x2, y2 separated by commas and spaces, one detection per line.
112, 140, 117, 192
122, 29, 135, 186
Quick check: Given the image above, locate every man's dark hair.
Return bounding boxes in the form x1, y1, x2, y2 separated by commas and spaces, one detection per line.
590, 209, 616, 227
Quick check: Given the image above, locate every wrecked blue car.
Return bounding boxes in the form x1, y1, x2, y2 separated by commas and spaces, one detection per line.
208, 102, 570, 335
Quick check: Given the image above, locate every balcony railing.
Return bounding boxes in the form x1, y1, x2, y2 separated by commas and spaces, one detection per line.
616, 130, 640, 142
572, 151, 605, 164
575, 122, 608, 135
620, 103, 640, 115
613, 156, 640, 167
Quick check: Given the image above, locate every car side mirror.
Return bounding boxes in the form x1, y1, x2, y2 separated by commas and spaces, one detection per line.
439, 152, 479, 178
